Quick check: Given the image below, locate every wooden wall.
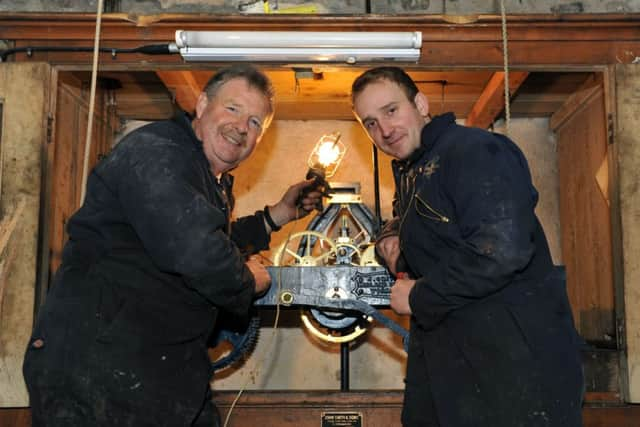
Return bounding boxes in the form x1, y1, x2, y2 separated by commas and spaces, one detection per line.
0, 64, 115, 414
48, 72, 115, 273
551, 74, 615, 346
0, 63, 53, 408
617, 64, 640, 402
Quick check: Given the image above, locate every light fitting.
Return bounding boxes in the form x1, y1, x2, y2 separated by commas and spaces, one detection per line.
170, 30, 422, 64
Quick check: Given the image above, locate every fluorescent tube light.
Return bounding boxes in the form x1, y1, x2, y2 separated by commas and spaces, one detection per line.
171, 31, 422, 64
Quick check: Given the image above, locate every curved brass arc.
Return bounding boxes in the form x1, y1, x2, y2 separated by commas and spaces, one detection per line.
301, 311, 371, 344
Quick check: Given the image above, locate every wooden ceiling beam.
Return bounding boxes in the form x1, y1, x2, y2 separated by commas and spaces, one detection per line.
0, 14, 639, 68
156, 70, 201, 113
466, 71, 529, 128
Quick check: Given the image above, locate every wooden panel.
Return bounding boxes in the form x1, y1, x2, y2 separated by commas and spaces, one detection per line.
511, 93, 580, 117
616, 64, 640, 402
113, 82, 174, 120
213, 391, 640, 427
216, 391, 404, 427
512, 72, 594, 116
583, 405, 640, 427
0, 62, 51, 407
0, 408, 30, 427
3, 401, 640, 427
552, 74, 615, 346
582, 349, 622, 394
48, 72, 115, 273
466, 71, 529, 128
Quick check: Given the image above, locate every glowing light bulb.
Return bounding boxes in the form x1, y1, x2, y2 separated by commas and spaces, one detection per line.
317, 141, 341, 167
307, 132, 346, 179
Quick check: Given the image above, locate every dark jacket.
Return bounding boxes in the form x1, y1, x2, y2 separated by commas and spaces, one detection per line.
23, 112, 270, 426
386, 113, 583, 426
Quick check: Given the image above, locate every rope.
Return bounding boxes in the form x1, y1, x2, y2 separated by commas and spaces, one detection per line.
223, 209, 304, 426
80, 0, 104, 204
500, 0, 511, 135
223, 285, 282, 427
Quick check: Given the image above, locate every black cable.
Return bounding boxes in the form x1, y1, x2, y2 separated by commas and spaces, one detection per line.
372, 144, 382, 236
0, 44, 173, 62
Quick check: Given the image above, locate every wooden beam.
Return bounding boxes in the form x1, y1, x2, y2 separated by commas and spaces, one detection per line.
156, 70, 201, 114
5, 402, 640, 427
465, 71, 529, 128
114, 86, 175, 120
549, 73, 603, 131
209, 390, 640, 427
0, 14, 639, 68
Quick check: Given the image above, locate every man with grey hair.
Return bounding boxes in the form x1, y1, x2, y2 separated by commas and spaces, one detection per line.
23, 64, 320, 426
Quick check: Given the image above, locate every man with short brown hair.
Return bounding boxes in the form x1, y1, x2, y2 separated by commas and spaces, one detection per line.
352, 66, 584, 427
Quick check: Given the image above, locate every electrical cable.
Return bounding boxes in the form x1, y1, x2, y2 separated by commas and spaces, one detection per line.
372, 145, 382, 235
0, 44, 173, 62
222, 289, 282, 427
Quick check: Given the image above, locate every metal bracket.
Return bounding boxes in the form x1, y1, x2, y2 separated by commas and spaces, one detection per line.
256, 266, 410, 351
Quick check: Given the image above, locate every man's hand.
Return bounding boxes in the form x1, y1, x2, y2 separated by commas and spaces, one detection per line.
390, 278, 415, 315
246, 256, 271, 295
267, 179, 323, 229
376, 235, 401, 276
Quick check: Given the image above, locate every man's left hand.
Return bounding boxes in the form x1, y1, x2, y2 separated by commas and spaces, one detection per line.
390, 278, 415, 315
267, 179, 323, 228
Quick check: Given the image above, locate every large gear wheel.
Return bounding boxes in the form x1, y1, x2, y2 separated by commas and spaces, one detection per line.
210, 313, 261, 371
273, 230, 339, 266
273, 230, 371, 344
209, 232, 340, 371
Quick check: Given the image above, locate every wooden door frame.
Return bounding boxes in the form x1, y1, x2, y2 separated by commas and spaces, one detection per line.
1, 12, 638, 402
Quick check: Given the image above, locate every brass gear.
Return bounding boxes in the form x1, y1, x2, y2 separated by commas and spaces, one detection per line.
273, 230, 370, 344
273, 230, 339, 266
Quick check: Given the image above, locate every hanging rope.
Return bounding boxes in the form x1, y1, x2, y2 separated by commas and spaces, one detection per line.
500, 0, 511, 135
80, 0, 104, 204
223, 212, 306, 426
223, 291, 282, 427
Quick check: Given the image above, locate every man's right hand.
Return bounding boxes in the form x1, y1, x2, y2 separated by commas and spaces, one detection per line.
376, 235, 401, 276
246, 256, 271, 295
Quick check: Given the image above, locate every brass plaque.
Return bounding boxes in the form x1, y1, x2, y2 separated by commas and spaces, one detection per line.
321, 412, 363, 427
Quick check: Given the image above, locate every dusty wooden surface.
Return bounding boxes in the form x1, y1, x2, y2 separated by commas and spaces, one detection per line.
48, 73, 113, 273
1, 14, 639, 68
3, 399, 640, 427
617, 64, 640, 403
0, 63, 50, 407
552, 75, 615, 345
211, 391, 640, 427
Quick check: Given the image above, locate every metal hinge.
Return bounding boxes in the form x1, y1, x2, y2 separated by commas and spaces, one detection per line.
616, 314, 626, 352
607, 113, 615, 145
46, 113, 53, 144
